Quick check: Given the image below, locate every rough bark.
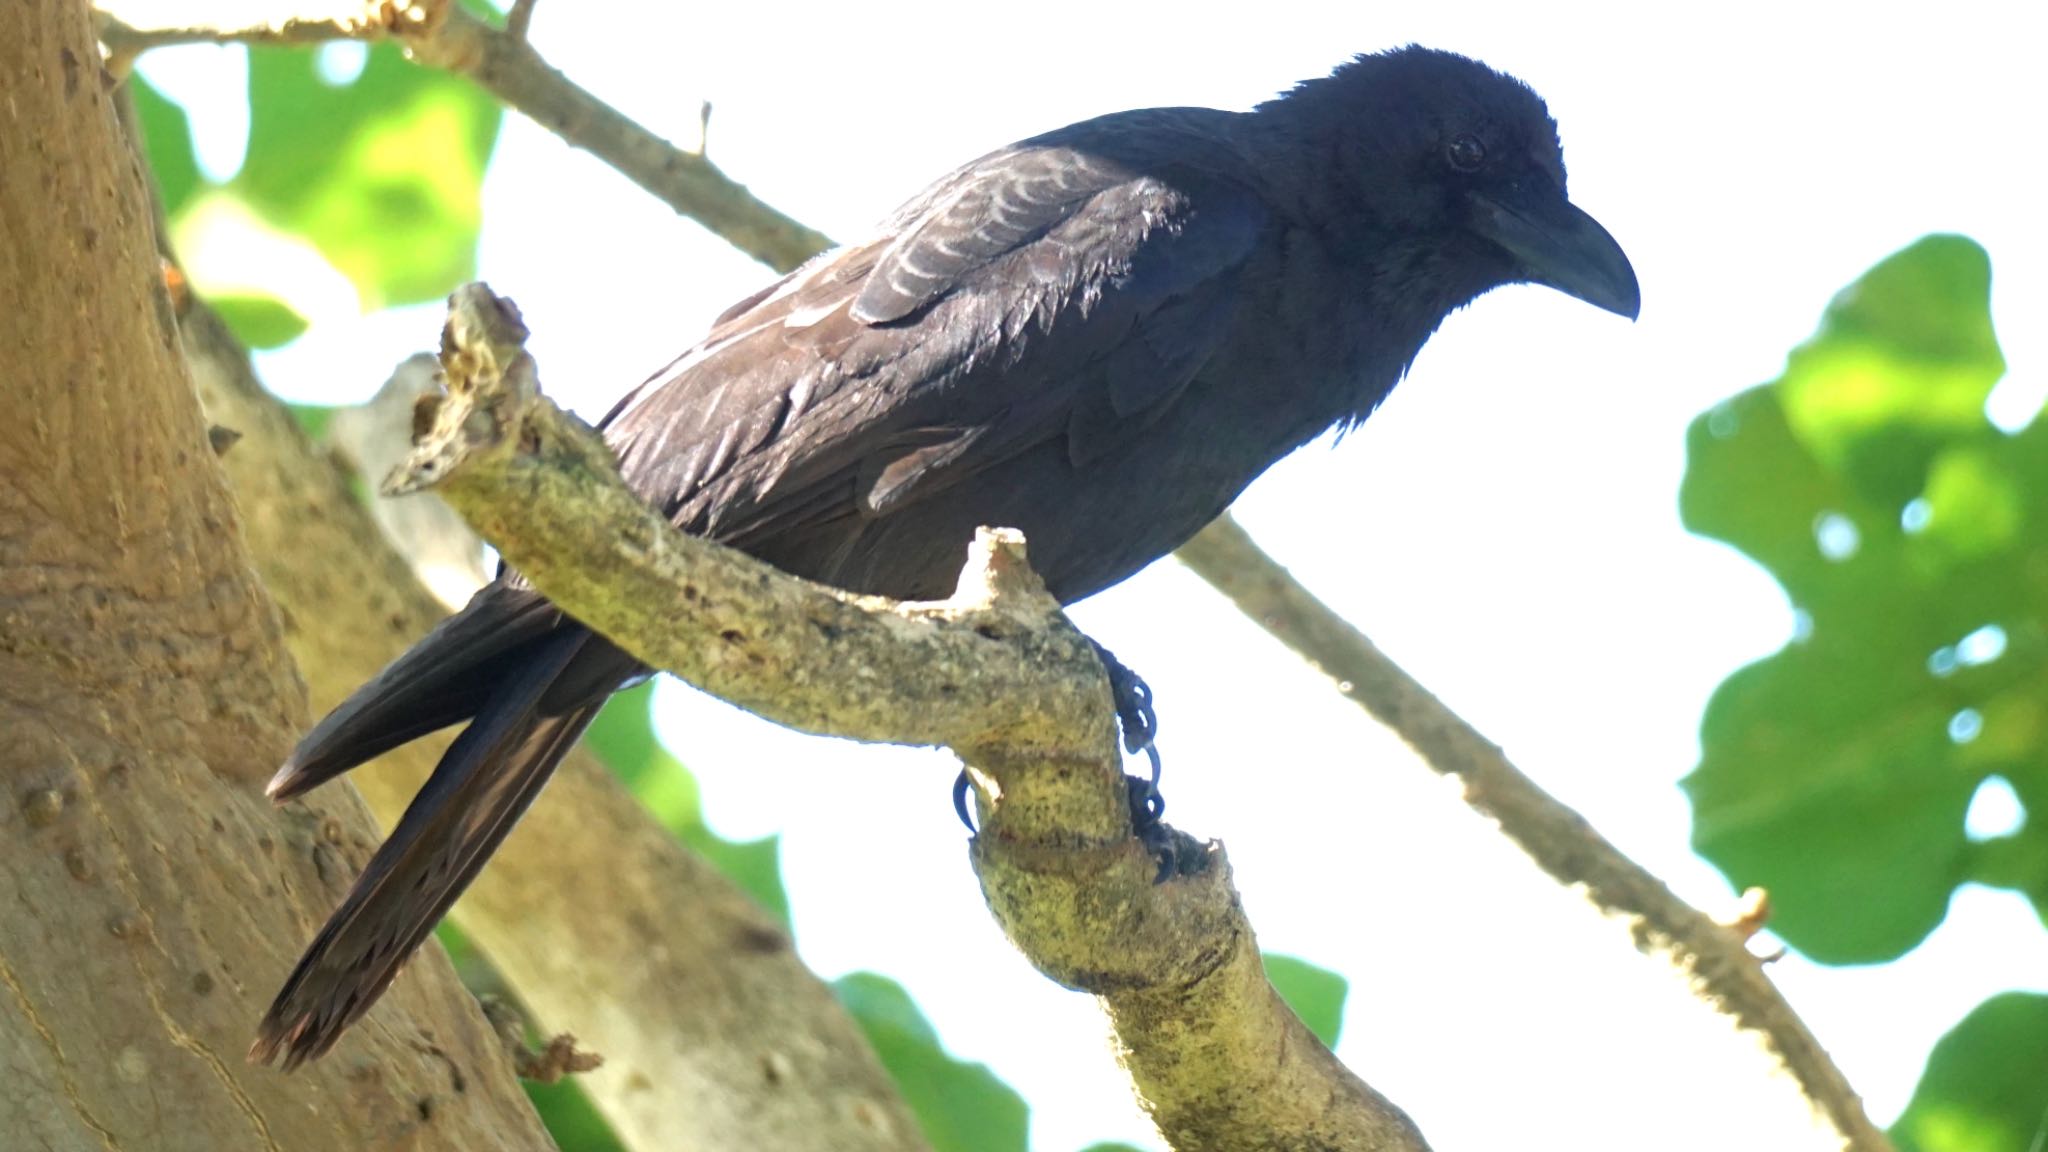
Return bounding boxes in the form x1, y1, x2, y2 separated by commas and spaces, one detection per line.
0, 4, 554, 1149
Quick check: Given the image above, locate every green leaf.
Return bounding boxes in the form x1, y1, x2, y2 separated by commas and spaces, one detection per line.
833, 973, 1029, 1152
584, 682, 791, 926
129, 77, 202, 219
209, 294, 310, 350
525, 1078, 629, 1152
289, 403, 338, 441
236, 44, 501, 309
1263, 953, 1347, 1047
1679, 235, 2048, 963
1894, 992, 2048, 1152
1075, 1145, 1148, 1152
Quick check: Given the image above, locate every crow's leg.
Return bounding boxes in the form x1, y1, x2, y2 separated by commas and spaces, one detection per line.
1091, 640, 1192, 881
1089, 639, 1164, 823
953, 641, 1181, 878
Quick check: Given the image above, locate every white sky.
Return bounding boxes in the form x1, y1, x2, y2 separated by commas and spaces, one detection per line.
145, 2, 2047, 1149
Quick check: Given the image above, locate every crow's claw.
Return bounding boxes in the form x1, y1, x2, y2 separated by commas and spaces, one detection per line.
1132, 797, 1205, 882
952, 643, 1169, 842
1091, 640, 1160, 757
1125, 748, 1165, 828
953, 768, 975, 833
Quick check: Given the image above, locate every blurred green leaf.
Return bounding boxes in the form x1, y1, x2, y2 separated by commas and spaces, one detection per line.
834, 972, 1028, 1152
1894, 992, 2048, 1152
237, 44, 500, 309
525, 1078, 629, 1152
289, 402, 337, 441
130, 77, 202, 219
1263, 953, 1347, 1047
210, 294, 310, 350
584, 682, 791, 926
1679, 235, 2048, 963
1075, 1145, 1147, 1152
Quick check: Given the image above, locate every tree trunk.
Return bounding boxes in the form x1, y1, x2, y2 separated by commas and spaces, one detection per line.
0, 3, 556, 1148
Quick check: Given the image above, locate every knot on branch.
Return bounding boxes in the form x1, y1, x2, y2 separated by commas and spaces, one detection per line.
385, 284, 613, 499
375, 1, 447, 39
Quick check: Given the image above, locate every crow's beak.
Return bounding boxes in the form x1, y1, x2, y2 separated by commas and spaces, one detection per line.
1469, 190, 1640, 320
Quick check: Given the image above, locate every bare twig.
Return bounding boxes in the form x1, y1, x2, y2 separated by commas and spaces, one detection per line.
95, 0, 831, 270
504, 0, 537, 42
1176, 514, 1892, 1152
401, 282, 1434, 1152
479, 996, 602, 1084
96, 1, 418, 48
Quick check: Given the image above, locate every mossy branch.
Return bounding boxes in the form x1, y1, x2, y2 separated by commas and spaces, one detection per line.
394, 282, 1432, 1152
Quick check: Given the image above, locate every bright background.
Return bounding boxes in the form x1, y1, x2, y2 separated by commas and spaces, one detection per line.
143, 3, 2046, 1148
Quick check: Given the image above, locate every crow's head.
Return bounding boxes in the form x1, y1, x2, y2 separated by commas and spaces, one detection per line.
1268, 46, 1639, 320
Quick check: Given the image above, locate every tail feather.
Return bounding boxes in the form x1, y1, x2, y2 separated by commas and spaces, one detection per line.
269, 584, 563, 801
252, 629, 600, 1068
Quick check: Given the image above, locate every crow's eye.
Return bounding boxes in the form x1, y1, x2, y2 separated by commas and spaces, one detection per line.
1444, 134, 1487, 172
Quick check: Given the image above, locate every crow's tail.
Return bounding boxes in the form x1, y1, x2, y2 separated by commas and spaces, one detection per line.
252, 593, 627, 1068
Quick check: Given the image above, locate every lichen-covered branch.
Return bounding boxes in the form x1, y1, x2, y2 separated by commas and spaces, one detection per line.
1176, 514, 1892, 1152
95, 0, 831, 271
398, 285, 1120, 761
177, 295, 928, 1152
402, 282, 1433, 1152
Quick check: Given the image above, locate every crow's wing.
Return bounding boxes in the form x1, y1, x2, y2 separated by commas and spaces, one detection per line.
597, 110, 1267, 562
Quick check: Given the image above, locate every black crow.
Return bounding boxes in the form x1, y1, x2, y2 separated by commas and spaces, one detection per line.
253, 45, 1638, 1065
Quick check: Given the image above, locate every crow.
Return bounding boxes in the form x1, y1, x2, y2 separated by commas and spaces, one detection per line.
253, 45, 1638, 1066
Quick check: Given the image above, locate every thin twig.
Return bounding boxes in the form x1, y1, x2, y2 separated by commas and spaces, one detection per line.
479, 996, 602, 1084
1176, 513, 1893, 1152
504, 0, 537, 42
95, 0, 832, 270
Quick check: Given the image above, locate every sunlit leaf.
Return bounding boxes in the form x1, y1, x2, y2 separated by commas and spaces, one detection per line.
1680, 235, 2048, 963
834, 973, 1029, 1152
209, 293, 310, 350
289, 402, 337, 441
237, 44, 500, 309
1894, 993, 2048, 1152
525, 1079, 629, 1152
1264, 953, 1347, 1047
129, 77, 202, 219
584, 682, 791, 926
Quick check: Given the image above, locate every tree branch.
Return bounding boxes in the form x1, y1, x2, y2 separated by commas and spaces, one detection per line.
95, 0, 832, 271
398, 282, 1434, 1152
1176, 515, 1893, 1152
177, 295, 929, 1151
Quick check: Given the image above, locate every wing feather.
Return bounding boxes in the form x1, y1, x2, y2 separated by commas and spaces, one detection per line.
596, 108, 1268, 583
